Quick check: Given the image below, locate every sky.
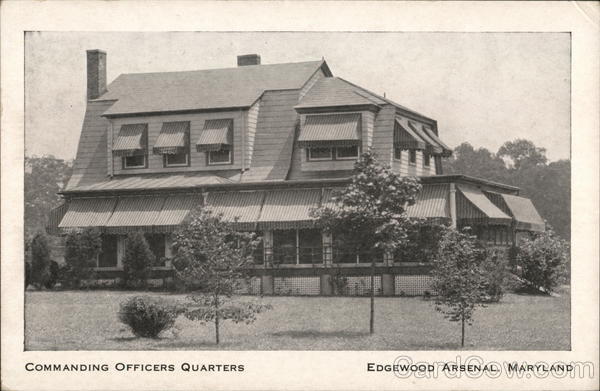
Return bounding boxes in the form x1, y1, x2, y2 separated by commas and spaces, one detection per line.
25, 32, 570, 162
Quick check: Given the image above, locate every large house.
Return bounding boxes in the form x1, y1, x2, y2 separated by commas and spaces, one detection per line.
47, 50, 545, 295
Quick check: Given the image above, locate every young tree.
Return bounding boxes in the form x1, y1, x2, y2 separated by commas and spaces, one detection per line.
431, 228, 486, 348
171, 208, 271, 345
516, 227, 569, 294
122, 232, 155, 288
64, 228, 102, 288
311, 151, 421, 334
30, 232, 51, 289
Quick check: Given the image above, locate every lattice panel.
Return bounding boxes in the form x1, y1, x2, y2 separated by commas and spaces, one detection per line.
235, 277, 262, 295
394, 275, 434, 296
274, 277, 320, 296
341, 276, 382, 296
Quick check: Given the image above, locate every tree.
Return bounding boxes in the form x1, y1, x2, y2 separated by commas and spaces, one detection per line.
30, 233, 51, 289
498, 139, 547, 170
24, 155, 72, 240
64, 228, 102, 288
516, 227, 569, 294
122, 232, 155, 288
443, 142, 508, 182
431, 228, 486, 348
171, 208, 271, 345
311, 151, 421, 334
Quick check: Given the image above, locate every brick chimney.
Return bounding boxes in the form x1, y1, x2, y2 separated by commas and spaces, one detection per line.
237, 54, 261, 66
86, 49, 107, 100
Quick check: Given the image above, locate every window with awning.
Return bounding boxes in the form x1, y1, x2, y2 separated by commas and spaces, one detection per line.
406, 184, 450, 221
297, 113, 361, 148
196, 119, 233, 152
408, 121, 443, 155
58, 197, 116, 229
113, 124, 147, 157
485, 191, 545, 232
394, 118, 426, 150
153, 121, 189, 155
422, 125, 452, 157
456, 185, 512, 226
257, 189, 321, 230
204, 191, 265, 230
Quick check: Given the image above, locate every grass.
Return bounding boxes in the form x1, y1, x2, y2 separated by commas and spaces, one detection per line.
25, 287, 570, 350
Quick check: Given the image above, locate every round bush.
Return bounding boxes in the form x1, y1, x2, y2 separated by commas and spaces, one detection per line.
118, 296, 183, 338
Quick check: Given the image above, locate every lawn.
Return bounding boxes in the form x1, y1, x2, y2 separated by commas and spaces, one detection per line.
25, 287, 570, 350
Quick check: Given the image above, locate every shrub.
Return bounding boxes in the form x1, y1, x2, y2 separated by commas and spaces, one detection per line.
30, 233, 51, 289
516, 228, 569, 294
479, 249, 509, 303
44, 260, 60, 289
122, 232, 155, 287
118, 296, 183, 338
64, 228, 102, 288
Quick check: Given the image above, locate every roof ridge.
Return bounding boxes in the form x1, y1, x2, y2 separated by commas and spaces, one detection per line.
117, 60, 325, 77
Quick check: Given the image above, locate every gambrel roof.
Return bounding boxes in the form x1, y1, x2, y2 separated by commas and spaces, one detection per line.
98, 60, 330, 117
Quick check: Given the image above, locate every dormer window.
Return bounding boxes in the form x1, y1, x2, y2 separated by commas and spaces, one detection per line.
153, 121, 190, 168
196, 119, 233, 166
113, 123, 148, 169
307, 147, 333, 161
335, 145, 359, 160
299, 113, 361, 165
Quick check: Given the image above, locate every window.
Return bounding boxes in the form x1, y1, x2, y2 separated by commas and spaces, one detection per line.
98, 235, 118, 268
307, 147, 333, 161
123, 155, 146, 169
394, 147, 402, 160
298, 229, 323, 264
423, 152, 431, 167
272, 229, 297, 264
144, 234, 166, 266
409, 149, 417, 165
164, 152, 188, 167
208, 147, 232, 165
335, 145, 359, 160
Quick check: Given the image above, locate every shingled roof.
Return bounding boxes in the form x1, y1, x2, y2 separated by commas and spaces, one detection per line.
98, 60, 329, 117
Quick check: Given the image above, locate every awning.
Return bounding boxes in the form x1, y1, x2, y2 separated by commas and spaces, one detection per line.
205, 191, 265, 230
485, 192, 545, 231
58, 197, 116, 229
408, 121, 443, 155
105, 196, 166, 234
456, 185, 511, 226
394, 118, 426, 150
153, 193, 203, 232
196, 119, 232, 152
422, 125, 452, 157
407, 184, 450, 220
257, 189, 322, 229
153, 122, 189, 155
46, 203, 69, 235
297, 113, 361, 148
113, 124, 147, 156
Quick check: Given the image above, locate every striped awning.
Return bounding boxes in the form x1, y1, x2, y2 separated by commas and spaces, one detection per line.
196, 119, 233, 152
321, 188, 344, 212
485, 192, 545, 231
407, 184, 450, 220
58, 197, 116, 229
153, 193, 203, 232
205, 191, 265, 230
46, 203, 70, 235
105, 196, 166, 234
297, 113, 361, 148
457, 185, 511, 226
394, 118, 426, 150
153, 122, 189, 155
408, 122, 443, 155
422, 125, 452, 157
113, 124, 147, 157
257, 189, 322, 229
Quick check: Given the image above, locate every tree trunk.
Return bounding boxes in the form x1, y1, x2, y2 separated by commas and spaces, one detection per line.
461, 312, 465, 348
215, 293, 220, 345
369, 258, 375, 335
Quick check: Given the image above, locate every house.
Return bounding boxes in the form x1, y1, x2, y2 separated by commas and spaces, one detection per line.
47, 50, 545, 295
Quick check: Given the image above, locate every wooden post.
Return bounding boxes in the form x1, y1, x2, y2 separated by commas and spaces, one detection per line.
449, 183, 457, 229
